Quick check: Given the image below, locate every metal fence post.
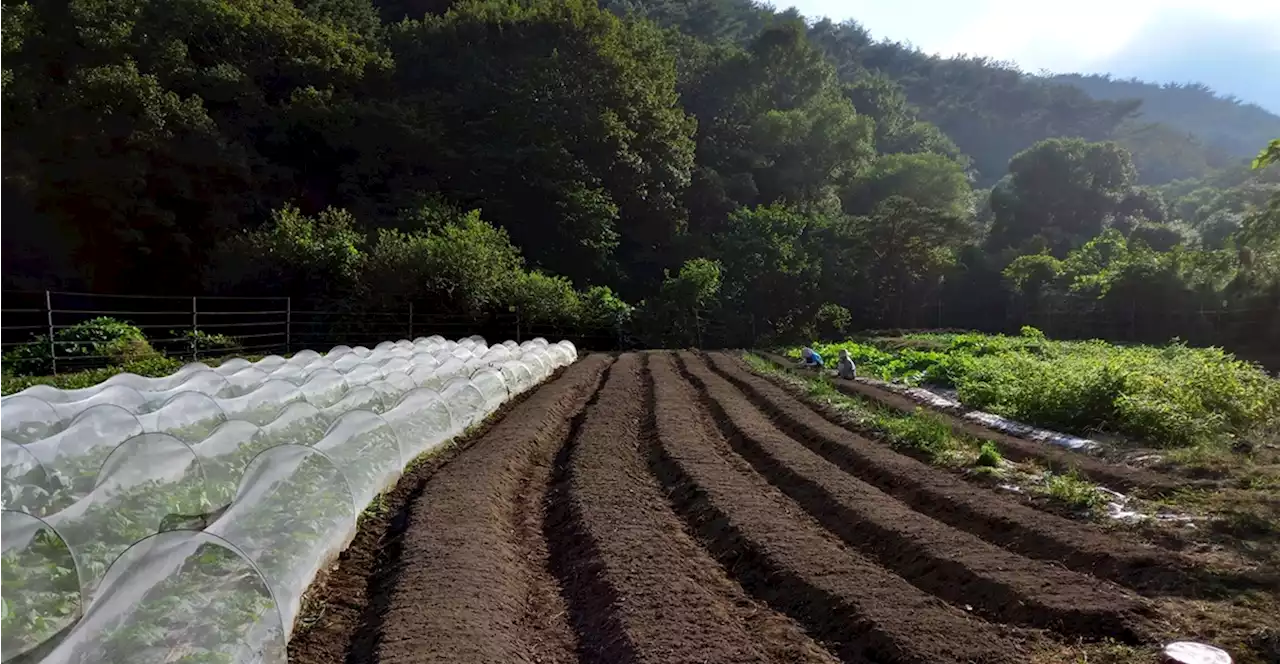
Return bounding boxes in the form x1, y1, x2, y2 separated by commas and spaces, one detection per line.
408, 302, 414, 340
46, 290, 57, 375
192, 296, 199, 361
286, 297, 292, 355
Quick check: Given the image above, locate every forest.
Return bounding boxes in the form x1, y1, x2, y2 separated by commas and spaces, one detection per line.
2, 0, 1278, 351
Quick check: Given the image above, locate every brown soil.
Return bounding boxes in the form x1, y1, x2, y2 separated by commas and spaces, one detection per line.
706, 352, 1192, 592
756, 351, 1193, 496
546, 353, 837, 663
677, 352, 1153, 641
291, 350, 1269, 664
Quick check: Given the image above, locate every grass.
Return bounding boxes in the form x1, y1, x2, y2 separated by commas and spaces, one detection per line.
976, 441, 1003, 468
1040, 470, 1108, 512
744, 353, 978, 468
789, 329, 1280, 452
746, 351, 1280, 664
743, 352, 1123, 515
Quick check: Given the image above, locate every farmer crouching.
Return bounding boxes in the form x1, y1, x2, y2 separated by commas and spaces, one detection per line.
799, 346, 824, 369
837, 349, 857, 379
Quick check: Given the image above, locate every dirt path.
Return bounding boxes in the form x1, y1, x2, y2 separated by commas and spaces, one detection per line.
295, 350, 1263, 664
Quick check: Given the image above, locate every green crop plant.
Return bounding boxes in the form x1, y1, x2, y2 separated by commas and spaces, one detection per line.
787, 332, 1280, 450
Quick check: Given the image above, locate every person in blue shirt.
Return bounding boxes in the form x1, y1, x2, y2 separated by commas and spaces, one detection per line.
799, 346, 824, 368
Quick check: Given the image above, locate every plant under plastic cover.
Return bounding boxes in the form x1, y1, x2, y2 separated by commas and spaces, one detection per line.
294, 369, 348, 408
1, 510, 83, 662
1, 396, 66, 445
383, 389, 456, 460
312, 411, 403, 511
217, 381, 305, 426
38, 530, 285, 664
497, 360, 535, 396
206, 445, 355, 630
21, 405, 146, 516
440, 377, 487, 432
2, 335, 579, 662
1, 441, 53, 515
53, 433, 210, 596
222, 367, 273, 398
137, 392, 227, 443
469, 367, 509, 412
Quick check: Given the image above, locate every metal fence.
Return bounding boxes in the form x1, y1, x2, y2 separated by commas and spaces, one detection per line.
0, 291, 625, 374
4, 290, 1277, 375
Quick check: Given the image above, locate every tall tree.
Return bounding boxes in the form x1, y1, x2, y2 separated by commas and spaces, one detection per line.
988, 138, 1138, 255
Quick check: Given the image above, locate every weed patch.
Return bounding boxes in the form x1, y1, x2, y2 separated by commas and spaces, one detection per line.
789, 330, 1280, 450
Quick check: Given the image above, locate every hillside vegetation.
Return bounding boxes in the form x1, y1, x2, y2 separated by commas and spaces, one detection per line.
3, 0, 1277, 352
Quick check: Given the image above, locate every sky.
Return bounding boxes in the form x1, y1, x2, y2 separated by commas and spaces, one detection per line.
783, 0, 1280, 114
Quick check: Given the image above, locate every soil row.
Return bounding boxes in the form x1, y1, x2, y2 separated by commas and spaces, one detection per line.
546, 352, 837, 664
756, 351, 1191, 495
706, 352, 1190, 592
358, 353, 613, 664
676, 352, 1151, 641
645, 352, 1029, 664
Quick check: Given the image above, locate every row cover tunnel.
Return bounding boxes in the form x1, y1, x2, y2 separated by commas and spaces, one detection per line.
1, 336, 578, 664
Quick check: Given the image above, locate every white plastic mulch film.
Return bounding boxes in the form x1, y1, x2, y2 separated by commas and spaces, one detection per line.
1, 335, 578, 663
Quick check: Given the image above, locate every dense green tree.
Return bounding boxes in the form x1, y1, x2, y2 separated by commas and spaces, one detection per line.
841, 152, 971, 217
988, 138, 1138, 255
381, 0, 695, 291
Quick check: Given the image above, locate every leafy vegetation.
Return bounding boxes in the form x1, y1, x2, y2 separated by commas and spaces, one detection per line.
3, 318, 162, 376
792, 329, 1280, 449
3, 0, 1276, 353
742, 352, 1120, 514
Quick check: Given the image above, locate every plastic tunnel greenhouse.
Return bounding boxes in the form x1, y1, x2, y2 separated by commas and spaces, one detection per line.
1, 336, 578, 664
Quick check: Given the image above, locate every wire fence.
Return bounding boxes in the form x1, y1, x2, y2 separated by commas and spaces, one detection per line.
4, 290, 1277, 375
0, 291, 625, 375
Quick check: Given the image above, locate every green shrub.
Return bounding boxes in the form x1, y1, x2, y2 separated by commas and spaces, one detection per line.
2, 317, 161, 376
976, 441, 1004, 467
167, 330, 241, 357
1042, 470, 1107, 511
3, 356, 184, 394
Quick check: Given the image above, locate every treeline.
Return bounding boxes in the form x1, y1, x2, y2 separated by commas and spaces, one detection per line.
2, 0, 1278, 351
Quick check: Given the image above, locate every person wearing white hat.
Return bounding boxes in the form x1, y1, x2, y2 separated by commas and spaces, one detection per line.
837, 349, 856, 380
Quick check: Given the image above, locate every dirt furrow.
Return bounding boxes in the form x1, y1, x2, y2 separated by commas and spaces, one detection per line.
646, 352, 1028, 664
703, 352, 1189, 592
756, 351, 1191, 495
368, 354, 612, 664
545, 352, 836, 664
677, 352, 1153, 641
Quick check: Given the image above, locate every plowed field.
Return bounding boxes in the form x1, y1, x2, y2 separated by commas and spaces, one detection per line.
290, 351, 1254, 664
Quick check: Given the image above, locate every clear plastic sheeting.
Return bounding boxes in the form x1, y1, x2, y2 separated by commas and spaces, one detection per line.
2, 396, 62, 445
469, 367, 509, 412
383, 389, 456, 460
137, 392, 227, 443
1, 510, 83, 661
25, 406, 146, 515
441, 377, 487, 432
207, 445, 355, 629
55, 433, 209, 596
218, 380, 304, 426
39, 531, 285, 664
312, 412, 402, 511
297, 370, 348, 409
2, 335, 580, 663
1, 441, 52, 515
